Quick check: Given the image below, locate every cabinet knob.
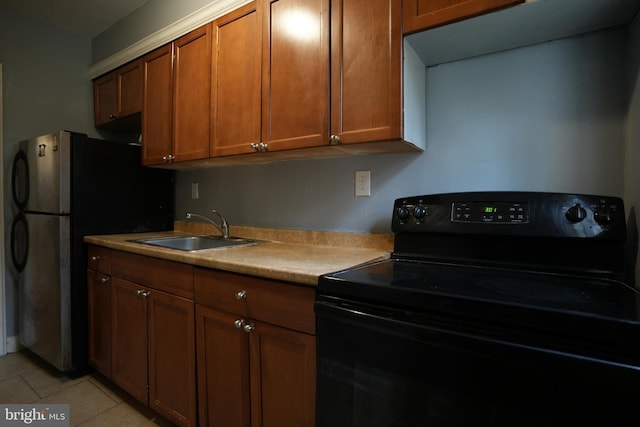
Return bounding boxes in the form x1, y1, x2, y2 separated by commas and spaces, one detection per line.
100, 277, 110, 284
330, 134, 341, 144
234, 319, 245, 329
137, 289, 150, 297
235, 290, 247, 300
243, 322, 255, 333
91, 256, 101, 261
258, 143, 268, 152
162, 154, 175, 162
250, 143, 259, 151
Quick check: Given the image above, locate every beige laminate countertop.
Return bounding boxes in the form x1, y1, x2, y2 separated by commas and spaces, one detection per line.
84, 222, 392, 286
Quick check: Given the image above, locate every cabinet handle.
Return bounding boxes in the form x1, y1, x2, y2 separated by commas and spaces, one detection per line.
235, 290, 247, 300
100, 277, 110, 284
91, 256, 101, 261
234, 319, 245, 329
243, 322, 255, 333
137, 289, 151, 297
330, 134, 341, 144
250, 143, 268, 152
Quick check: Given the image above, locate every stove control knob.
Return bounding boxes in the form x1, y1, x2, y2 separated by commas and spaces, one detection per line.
396, 206, 410, 220
594, 204, 614, 225
565, 203, 587, 223
413, 205, 427, 219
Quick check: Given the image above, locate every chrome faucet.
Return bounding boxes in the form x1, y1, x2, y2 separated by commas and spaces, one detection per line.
186, 210, 229, 239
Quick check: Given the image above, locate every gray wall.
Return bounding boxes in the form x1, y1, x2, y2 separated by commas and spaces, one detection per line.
176, 28, 627, 234
0, 5, 98, 339
92, 0, 217, 63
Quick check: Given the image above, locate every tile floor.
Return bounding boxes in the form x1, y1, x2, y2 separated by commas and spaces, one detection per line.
0, 351, 174, 426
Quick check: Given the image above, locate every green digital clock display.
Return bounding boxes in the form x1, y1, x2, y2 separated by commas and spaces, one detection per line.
484, 207, 497, 213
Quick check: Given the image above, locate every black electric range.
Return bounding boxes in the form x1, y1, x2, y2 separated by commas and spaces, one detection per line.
316, 192, 640, 427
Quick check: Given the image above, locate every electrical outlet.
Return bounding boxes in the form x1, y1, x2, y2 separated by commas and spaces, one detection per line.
192, 182, 199, 199
355, 170, 371, 197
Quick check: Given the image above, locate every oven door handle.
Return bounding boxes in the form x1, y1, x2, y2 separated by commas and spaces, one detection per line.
315, 300, 640, 383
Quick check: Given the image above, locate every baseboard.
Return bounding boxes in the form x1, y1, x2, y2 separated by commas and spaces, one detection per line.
6, 336, 21, 353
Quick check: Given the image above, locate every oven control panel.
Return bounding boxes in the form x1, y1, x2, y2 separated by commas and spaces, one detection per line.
392, 192, 626, 239
451, 201, 530, 223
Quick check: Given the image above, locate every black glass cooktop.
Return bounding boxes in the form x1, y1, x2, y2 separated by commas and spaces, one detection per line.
320, 259, 640, 323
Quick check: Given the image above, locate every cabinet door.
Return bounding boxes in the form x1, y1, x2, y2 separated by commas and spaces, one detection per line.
87, 270, 111, 378
94, 72, 117, 126
173, 23, 212, 162
403, 0, 523, 34
211, 2, 262, 157
250, 320, 316, 427
142, 44, 174, 166
261, 0, 330, 151
118, 59, 143, 118
148, 289, 197, 427
331, 0, 402, 145
111, 277, 148, 404
196, 305, 251, 427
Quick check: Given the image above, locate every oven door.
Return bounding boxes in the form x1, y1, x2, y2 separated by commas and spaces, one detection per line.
315, 297, 640, 427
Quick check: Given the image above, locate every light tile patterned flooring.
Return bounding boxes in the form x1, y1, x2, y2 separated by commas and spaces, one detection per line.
0, 351, 174, 426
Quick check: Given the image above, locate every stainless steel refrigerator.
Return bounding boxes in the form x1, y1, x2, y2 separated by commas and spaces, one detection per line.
10, 131, 175, 376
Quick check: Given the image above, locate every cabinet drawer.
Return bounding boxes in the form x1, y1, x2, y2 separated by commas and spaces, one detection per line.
112, 250, 194, 299
194, 268, 316, 335
88, 246, 112, 274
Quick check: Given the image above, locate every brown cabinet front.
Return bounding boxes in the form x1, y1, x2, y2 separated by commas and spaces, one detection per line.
94, 59, 143, 128
87, 270, 111, 378
195, 267, 316, 427
330, 0, 403, 145
261, 0, 330, 152
173, 23, 212, 163
403, 0, 523, 34
88, 247, 197, 427
142, 44, 173, 165
148, 287, 197, 427
211, 2, 262, 157
196, 306, 251, 427
111, 277, 149, 405
142, 23, 211, 166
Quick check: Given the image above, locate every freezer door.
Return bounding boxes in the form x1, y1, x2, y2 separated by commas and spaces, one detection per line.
18, 213, 71, 371
15, 131, 71, 214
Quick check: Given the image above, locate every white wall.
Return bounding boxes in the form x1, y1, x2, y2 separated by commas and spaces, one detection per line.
176, 28, 627, 234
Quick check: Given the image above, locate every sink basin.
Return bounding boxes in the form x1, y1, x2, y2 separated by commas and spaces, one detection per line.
130, 235, 257, 252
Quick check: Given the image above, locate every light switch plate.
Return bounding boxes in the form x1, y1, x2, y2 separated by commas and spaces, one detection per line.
192, 182, 199, 199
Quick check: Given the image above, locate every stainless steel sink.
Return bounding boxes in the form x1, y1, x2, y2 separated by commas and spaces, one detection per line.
130, 235, 258, 251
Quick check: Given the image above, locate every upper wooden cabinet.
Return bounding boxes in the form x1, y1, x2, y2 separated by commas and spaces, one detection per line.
142, 23, 212, 166
210, 2, 262, 157
261, 0, 330, 153
94, 59, 143, 129
403, 0, 523, 34
331, 0, 403, 145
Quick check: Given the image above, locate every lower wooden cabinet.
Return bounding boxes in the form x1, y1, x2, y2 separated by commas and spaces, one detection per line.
87, 246, 197, 427
111, 277, 148, 404
88, 246, 112, 377
195, 268, 316, 427
88, 246, 317, 427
